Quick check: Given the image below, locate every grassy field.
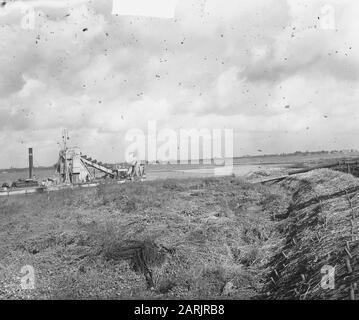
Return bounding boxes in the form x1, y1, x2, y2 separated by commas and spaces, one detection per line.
2, 152, 357, 299
0, 176, 290, 299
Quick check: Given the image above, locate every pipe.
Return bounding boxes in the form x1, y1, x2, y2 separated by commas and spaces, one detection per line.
29, 148, 33, 179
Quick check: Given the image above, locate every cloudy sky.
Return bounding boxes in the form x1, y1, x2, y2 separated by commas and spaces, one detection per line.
0, 0, 358, 167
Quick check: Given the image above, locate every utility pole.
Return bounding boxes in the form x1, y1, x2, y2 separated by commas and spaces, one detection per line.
28, 148, 33, 179
62, 129, 70, 183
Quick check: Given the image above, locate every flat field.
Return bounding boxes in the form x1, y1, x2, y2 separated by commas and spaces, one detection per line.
1, 152, 358, 299
0, 176, 290, 299
1, 152, 355, 185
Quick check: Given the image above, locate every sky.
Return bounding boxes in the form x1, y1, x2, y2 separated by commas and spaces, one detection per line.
0, 0, 358, 167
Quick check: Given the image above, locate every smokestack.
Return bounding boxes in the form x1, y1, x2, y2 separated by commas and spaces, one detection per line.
29, 148, 33, 179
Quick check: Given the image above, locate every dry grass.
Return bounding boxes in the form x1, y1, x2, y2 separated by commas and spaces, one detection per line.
2, 169, 358, 300
0, 176, 288, 299
263, 169, 359, 300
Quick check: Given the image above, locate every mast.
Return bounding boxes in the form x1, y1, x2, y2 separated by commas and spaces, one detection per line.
28, 148, 33, 179
62, 129, 70, 183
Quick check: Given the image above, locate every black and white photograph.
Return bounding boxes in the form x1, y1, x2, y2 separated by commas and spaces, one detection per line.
0, 0, 358, 306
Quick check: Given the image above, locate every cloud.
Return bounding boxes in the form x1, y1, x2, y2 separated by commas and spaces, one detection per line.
0, 0, 358, 167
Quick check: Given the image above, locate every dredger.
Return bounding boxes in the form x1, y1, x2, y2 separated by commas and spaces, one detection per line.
0, 130, 145, 196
